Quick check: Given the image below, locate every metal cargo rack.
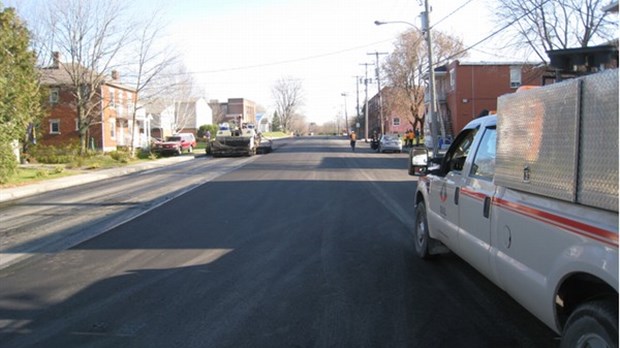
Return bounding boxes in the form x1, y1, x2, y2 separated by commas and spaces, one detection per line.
494, 69, 618, 212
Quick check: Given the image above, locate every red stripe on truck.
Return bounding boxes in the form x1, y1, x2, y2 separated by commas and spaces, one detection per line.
493, 197, 618, 248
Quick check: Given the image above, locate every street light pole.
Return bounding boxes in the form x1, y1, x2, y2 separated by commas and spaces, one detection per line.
341, 93, 348, 134
421, 0, 439, 157
374, 4, 440, 157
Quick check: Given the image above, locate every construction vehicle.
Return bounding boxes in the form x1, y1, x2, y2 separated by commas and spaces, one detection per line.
210, 122, 259, 157
410, 69, 618, 347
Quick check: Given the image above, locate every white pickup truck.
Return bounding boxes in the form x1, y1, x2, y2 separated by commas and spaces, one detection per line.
410, 69, 618, 347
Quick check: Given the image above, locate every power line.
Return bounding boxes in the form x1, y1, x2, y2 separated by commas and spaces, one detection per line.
434, 0, 552, 68
431, 0, 475, 29
172, 38, 394, 76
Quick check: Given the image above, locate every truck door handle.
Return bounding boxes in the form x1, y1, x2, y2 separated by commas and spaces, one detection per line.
483, 197, 491, 218
454, 187, 460, 205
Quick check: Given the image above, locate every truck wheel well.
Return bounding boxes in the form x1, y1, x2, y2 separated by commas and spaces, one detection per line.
414, 192, 425, 206
556, 272, 617, 331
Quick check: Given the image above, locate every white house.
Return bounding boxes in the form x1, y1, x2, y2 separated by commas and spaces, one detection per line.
175, 97, 212, 133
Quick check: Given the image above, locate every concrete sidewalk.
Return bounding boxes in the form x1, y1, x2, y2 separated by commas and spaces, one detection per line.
0, 155, 197, 203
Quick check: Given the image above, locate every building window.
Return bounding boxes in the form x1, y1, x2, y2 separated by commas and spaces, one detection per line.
75, 118, 79, 131
50, 88, 60, 104
117, 93, 124, 116
109, 119, 116, 139
450, 68, 456, 90
50, 119, 60, 134
393, 117, 400, 126
510, 66, 522, 88
109, 90, 115, 107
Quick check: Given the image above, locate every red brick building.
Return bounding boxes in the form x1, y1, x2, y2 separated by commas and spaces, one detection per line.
39, 55, 138, 152
431, 61, 546, 137
366, 61, 546, 140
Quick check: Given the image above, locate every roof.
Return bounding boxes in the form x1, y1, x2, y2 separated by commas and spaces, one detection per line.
39, 62, 135, 91
454, 60, 544, 67
603, 1, 619, 12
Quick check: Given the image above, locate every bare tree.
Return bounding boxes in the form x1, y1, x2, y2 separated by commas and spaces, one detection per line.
271, 77, 304, 133
36, 0, 133, 153
382, 29, 465, 135
492, 0, 617, 63
208, 100, 226, 125
145, 62, 201, 134
125, 9, 179, 155
168, 66, 201, 133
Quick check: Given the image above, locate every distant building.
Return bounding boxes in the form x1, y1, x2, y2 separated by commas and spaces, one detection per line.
255, 112, 271, 133
210, 98, 256, 128
367, 87, 412, 136
174, 98, 212, 134
148, 97, 212, 138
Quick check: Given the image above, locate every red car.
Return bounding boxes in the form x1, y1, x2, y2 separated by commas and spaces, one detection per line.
153, 133, 196, 156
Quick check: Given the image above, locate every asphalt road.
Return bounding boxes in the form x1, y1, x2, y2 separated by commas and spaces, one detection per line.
0, 137, 558, 347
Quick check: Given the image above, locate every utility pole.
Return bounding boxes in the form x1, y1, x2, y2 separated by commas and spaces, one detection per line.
353, 75, 362, 134
360, 62, 374, 142
367, 51, 388, 135
341, 92, 349, 134
421, 0, 439, 157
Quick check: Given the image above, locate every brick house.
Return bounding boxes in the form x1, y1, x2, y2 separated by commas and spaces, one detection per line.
225, 98, 257, 125
427, 61, 546, 139
367, 87, 415, 136
39, 54, 144, 151
367, 62, 545, 139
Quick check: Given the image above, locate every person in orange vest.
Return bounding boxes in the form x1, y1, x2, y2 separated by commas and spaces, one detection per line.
350, 131, 357, 151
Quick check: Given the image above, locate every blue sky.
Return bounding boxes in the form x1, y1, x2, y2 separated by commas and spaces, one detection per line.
9, 0, 505, 125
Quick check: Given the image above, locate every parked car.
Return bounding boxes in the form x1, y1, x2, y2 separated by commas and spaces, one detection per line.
377, 134, 403, 153
153, 133, 196, 156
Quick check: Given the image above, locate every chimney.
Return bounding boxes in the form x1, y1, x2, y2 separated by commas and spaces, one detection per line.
111, 70, 119, 81
52, 51, 60, 68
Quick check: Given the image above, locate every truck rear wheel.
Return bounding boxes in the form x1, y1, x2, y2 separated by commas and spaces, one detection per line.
561, 298, 618, 348
414, 202, 432, 259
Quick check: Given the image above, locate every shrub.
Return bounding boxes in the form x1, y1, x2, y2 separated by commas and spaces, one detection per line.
0, 142, 18, 184
198, 124, 219, 140
109, 149, 131, 163
29, 143, 81, 164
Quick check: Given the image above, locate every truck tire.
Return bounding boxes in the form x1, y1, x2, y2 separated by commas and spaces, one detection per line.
188, 145, 193, 153
414, 202, 432, 259
561, 298, 618, 348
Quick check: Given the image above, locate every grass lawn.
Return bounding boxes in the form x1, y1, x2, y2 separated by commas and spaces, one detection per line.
2, 165, 79, 187
262, 131, 288, 138
1, 155, 152, 188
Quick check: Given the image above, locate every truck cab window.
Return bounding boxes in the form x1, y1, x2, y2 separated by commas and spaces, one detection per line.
443, 128, 478, 173
470, 127, 496, 180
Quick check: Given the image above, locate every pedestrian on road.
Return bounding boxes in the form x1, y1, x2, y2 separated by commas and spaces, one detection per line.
350, 131, 357, 152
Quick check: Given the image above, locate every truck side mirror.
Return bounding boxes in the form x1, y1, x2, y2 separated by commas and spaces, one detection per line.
410, 147, 429, 176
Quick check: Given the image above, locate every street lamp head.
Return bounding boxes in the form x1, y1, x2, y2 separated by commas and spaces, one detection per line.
374, 20, 385, 26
